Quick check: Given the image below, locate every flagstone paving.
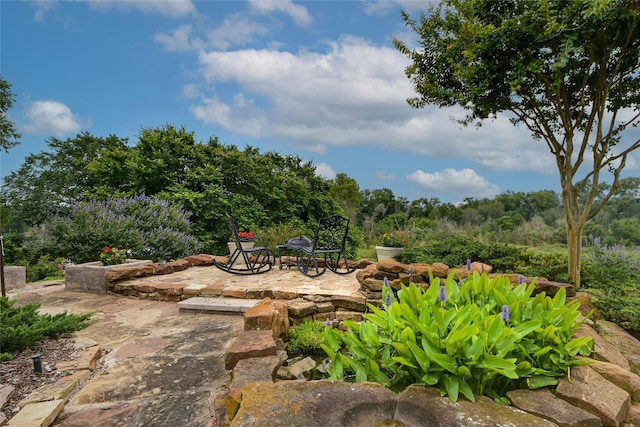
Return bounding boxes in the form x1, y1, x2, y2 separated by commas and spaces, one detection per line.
3, 264, 363, 426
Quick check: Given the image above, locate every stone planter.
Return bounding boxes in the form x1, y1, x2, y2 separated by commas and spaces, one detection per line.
65, 259, 152, 293
375, 246, 404, 261
2, 266, 26, 291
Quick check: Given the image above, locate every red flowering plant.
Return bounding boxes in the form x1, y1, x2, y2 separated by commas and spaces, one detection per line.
99, 246, 127, 265
237, 231, 255, 242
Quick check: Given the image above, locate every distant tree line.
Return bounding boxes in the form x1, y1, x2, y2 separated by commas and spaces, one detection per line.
2, 125, 640, 268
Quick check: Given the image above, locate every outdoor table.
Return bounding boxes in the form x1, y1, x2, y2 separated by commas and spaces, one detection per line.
276, 236, 312, 269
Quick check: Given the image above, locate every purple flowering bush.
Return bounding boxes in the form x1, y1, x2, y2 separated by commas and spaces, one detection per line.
321, 272, 593, 403
23, 195, 202, 263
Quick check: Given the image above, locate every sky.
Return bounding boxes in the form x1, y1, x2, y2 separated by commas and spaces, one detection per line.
2, 0, 635, 204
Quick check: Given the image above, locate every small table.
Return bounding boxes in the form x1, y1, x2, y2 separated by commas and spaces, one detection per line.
276, 236, 312, 269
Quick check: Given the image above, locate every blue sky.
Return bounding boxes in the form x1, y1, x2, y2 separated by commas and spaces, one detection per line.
0, 0, 607, 203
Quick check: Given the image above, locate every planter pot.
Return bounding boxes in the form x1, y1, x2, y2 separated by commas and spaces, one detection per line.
375, 246, 404, 261
228, 241, 255, 265
228, 241, 255, 254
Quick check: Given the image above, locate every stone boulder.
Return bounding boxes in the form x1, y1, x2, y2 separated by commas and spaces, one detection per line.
231, 380, 398, 427
556, 365, 631, 427
507, 388, 601, 427
397, 386, 556, 427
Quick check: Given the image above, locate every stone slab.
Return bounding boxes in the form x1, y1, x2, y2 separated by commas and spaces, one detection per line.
177, 297, 261, 313
7, 399, 65, 427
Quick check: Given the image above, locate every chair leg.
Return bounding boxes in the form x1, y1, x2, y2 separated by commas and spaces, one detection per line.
297, 252, 326, 277
326, 252, 357, 274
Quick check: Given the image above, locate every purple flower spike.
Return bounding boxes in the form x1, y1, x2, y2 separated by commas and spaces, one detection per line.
385, 292, 392, 307
466, 259, 471, 270
324, 320, 333, 327
501, 305, 509, 322
439, 285, 446, 302
518, 275, 524, 285
383, 277, 389, 287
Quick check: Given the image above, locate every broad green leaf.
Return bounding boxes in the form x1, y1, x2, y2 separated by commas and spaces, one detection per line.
392, 341, 410, 356
365, 358, 380, 377
464, 336, 483, 361
407, 340, 431, 371
487, 315, 504, 344
527, 376, 558, 389
564, 336, 593, 356
421, 373, 439, 385
431, 352, 458, 374
458, 378, 475, 402
513, 320, 542, 339
481, 354, 517, 372
446, 325, 479, 354
532, 346, 551, 357
400, 326, 416, 343
552, 286, 566, 307
392, 356, 418, 368
442, 374, 459, 401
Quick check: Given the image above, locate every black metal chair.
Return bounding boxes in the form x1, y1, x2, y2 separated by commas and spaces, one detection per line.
295, 215, 357, 277
213, 214, 275, 275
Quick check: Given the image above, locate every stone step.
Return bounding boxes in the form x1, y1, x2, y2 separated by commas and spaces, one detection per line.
177, 297, 261, 314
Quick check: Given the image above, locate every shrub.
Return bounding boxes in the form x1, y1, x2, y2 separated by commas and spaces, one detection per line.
286, 320, 327, 357
321, 273, 592, 402
581, 239, 640, 332
0, 297, 94, 359
25, 255, 68, 282
22, 194, 202, 263
398, 237, 569, 281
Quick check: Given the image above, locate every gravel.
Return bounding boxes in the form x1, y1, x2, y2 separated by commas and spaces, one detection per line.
0, 338, 78, 422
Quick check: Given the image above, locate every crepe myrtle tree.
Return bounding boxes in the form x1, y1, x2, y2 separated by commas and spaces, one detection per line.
393, 0, 640, 289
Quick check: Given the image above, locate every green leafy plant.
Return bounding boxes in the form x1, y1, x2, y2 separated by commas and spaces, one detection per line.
286, 320, 327, 357
321, 272, 592, 402
0, 297, 94, 360
380, 231, 409, 248
25, 255, 68, 282
99, 246, 127, 265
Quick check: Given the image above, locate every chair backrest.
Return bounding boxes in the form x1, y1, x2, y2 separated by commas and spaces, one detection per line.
226, 214, 243, 249
312, 215, 349, 251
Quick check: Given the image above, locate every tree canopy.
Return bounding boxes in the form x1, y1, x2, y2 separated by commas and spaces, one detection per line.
0, 75, 20, 152
393, 0, 640, 288
2, 125, 341, 254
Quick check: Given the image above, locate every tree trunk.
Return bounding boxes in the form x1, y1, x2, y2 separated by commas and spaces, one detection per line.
566, 222, 582, 290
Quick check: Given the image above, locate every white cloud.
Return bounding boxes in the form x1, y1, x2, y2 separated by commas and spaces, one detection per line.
31, 0, 57, 22
190, 35, 554, 175
205, 16, 270, 51
87, 0, 196, 17
248, 0, 312, 27
376, 171, 396, 181
406, 168, 500, 199
314, 162, 336, 180
190, 94, 269, 136
22, 100, 85, 137
154, 24, 204, 52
